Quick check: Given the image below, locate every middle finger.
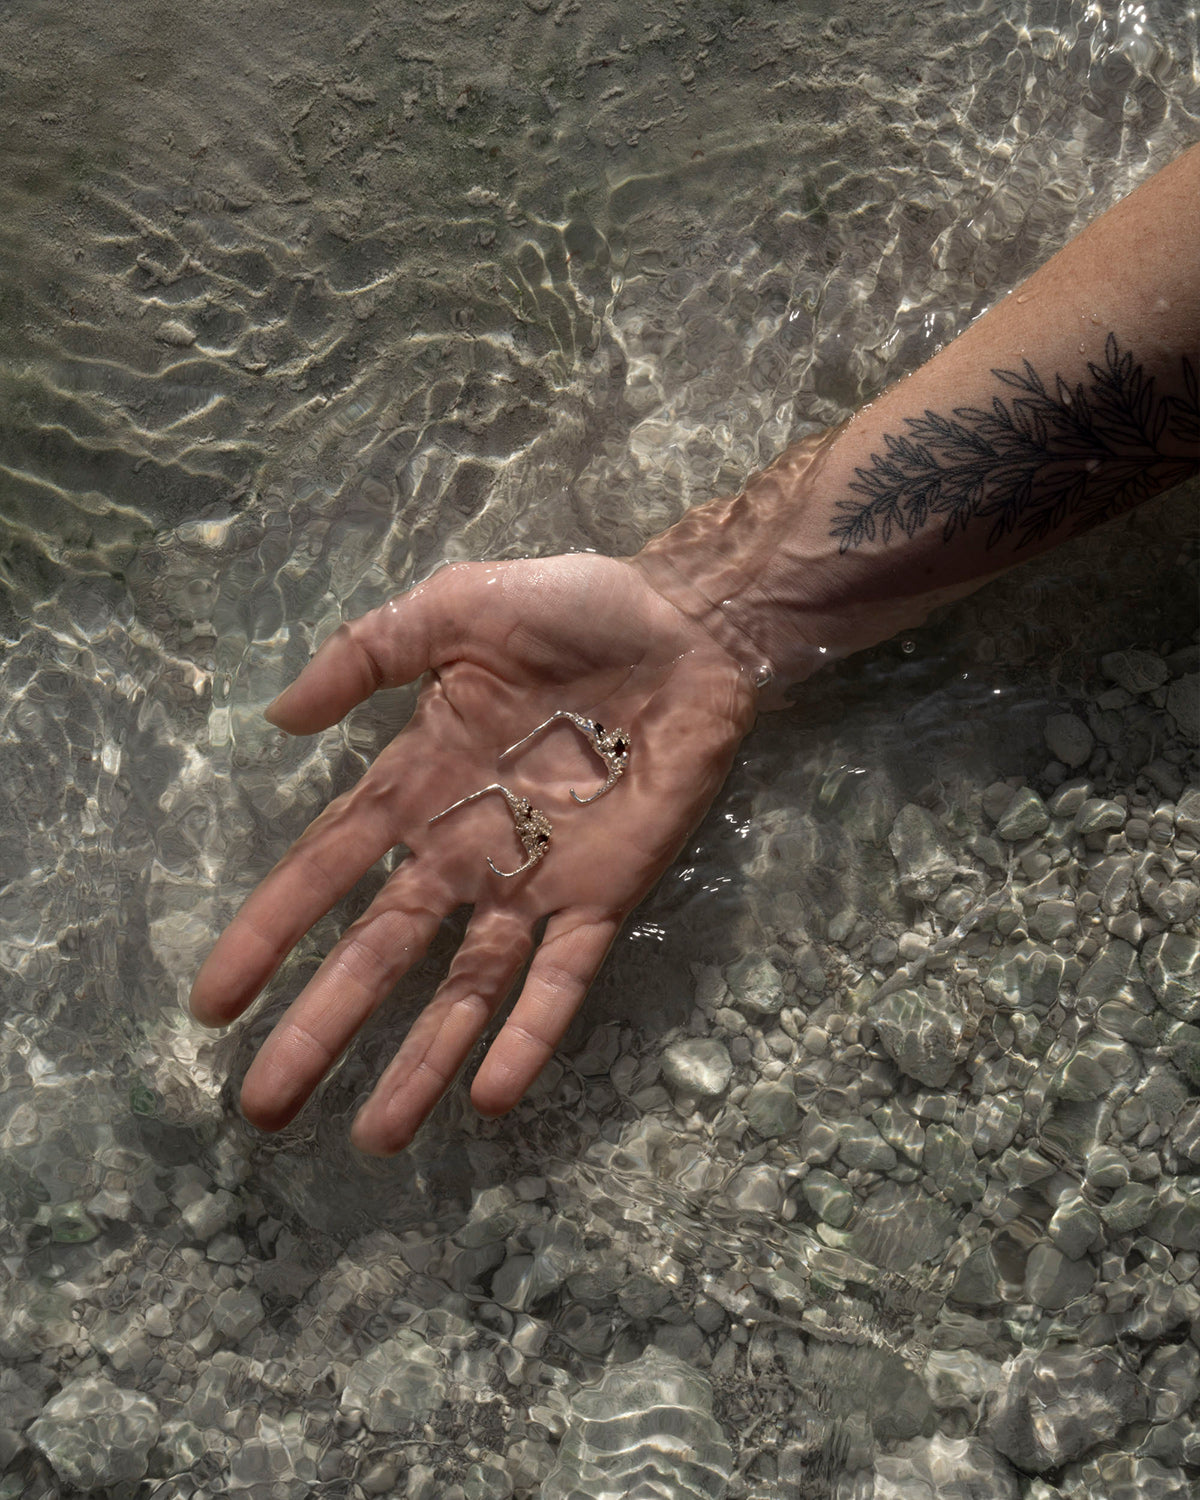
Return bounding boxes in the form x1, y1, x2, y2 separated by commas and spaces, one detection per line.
238, 858, 459, 1131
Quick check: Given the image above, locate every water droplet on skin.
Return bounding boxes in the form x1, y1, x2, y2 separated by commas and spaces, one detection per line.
754, 665, 774, 688
1016, 292, 1033, 304
901, 639, 916, 655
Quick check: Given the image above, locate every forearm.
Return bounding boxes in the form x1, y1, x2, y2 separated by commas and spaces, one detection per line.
632, 144, 1200, 694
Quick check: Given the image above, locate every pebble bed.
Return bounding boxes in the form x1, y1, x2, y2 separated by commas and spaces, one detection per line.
1, 0, 1198, 1495
4, 630, 1198, 1497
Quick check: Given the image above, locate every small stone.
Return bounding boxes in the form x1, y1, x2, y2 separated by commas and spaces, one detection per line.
464, 1459, 516, 1500
181, 1190, 238, 1241
1170, 1101, 1200, 1165
342, 1329, 445, 1432
802, 1169, 855, 1228
950, 1245, 1001, 1307
143, 1304, 172, 1338
1075, 798, 1125, 834
1165, 672, 1199, 740
210, 1286, 263, 1343
835, 1118, 897, 1171
1024, 1242, 1095, 1309
1144, 1184, 1200, 1251
827, 908, 856, 943
155, 319, 196, 347
983, 780, 1019, 821
1143, 877, 1200, 926
49, 1202, 99, 1243
1030, 899, 1075, 941
1107, 909, 1144, 944
726, 1163, 786, 1214
1100, 1181, 1156, 1233
888, 805, 957, 900
362, 1458, 402, 1495
1084, 854, 1135, 915
1048, 780, 1091, 818
995, 787, 1050, 841
1100, 649, 1169, 694
1044, 713, 1093, 768
725, 955, 784, 1015
660, 1039, 733, 1098
1144, 758, 1186, 800
741, 1080, 800, 1138
1074, 936, 1146, 1008
1052, 1035, 1137, 1101
1141, 1341, 1200, 1423
963, 1093, 1022, 1156
870, 1434, 1020, 1500
28, 1377, 161, 1489
798, 1116, 839, 1164
1047, 1191, 1102, 1260
1084, 1145, 1129, 1190
924, 1124, 984, 1205
1096, 1001, 1157, 1046
874, 986, 967, 1087
1076, 1452, 1194, 1498
1142, 933, 1200, 1020
1175, 788, 1200, 840
540, 1349, 731, 1498
897, 931, 931, 961
987, 1347, 1143, 1471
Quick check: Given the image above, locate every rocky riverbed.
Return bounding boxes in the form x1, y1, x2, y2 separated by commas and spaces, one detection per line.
2, 0, 1198, 1493
3, 625, 1198, 1498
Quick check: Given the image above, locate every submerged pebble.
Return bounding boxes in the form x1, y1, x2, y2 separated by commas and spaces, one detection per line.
660, 1039, 734, 1098
996, 786, 1050, 840
1044, 711, 1094, 767
987, 1347, 1144, 1471
1100, 649, 1169, 694
889, 804, 957, 900
28, 1377, 161, 1489
539, 1347, 732, 1500
874, 986, 967, 1087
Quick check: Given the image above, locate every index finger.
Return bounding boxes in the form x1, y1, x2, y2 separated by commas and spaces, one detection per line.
266, 564, 516, 734
189, 734, 432, 1027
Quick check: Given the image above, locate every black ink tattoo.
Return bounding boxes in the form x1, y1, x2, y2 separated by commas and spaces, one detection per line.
832, 334, 1200, 553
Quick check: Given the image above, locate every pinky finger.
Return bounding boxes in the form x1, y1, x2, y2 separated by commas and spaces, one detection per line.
470, 911, 622, 1118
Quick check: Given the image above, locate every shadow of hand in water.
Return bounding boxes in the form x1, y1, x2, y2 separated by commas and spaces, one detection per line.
189, 552, 755, 1154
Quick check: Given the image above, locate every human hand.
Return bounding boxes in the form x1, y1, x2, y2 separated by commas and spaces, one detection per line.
190, 552, 756, 1154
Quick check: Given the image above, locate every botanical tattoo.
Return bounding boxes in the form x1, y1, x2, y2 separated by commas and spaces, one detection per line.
832, 334, 1200, 552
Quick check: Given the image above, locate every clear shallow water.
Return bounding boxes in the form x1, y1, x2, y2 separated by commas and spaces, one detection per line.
1, 0, 1199, 1496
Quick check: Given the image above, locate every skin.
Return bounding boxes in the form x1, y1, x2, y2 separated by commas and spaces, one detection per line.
189, 554, 755, 1154
191, 144, 1199, 1154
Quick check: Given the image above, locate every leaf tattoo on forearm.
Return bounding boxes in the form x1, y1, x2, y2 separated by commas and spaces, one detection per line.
832, 334, 1200, 553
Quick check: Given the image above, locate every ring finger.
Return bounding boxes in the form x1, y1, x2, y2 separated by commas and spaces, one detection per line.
349, 905, 534, 1155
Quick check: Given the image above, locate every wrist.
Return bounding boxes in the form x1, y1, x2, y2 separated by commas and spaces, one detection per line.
630, 426, 850, 695
632, 417, 1009, 696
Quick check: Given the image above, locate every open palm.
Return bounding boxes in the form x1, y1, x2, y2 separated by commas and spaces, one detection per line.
190, 552, 756, 1154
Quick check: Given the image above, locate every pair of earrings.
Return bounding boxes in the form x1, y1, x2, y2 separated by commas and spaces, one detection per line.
428, 711, 630, 877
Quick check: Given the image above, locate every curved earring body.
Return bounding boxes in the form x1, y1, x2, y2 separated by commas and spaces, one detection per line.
501, 710, 630, 803
429, 783, 552, 877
